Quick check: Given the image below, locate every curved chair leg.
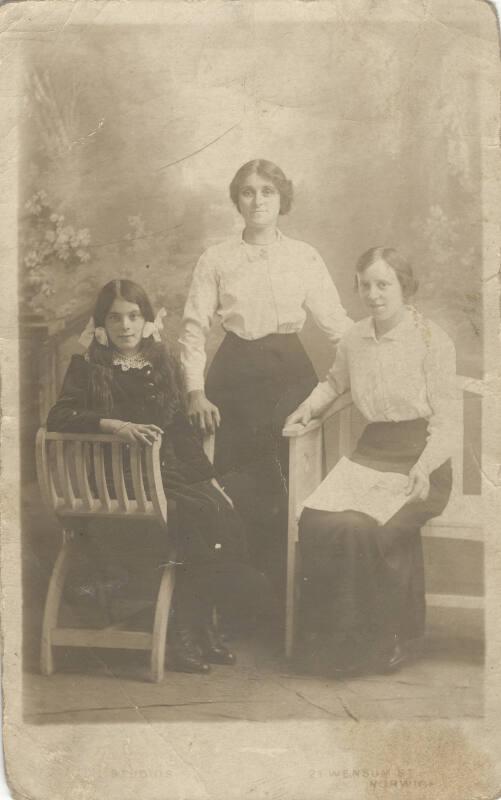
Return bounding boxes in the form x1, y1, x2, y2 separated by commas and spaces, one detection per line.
150, 564, 176, 683
40, 531, 75, 676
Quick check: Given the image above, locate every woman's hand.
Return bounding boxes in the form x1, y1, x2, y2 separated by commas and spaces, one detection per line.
405, 463, 430, 504
100, 419, 163, 446
211, 478, 234, 508
284, 401, 312, 428
187, 390, 221, 434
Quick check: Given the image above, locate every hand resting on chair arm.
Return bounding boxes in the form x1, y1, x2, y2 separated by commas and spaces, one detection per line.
99, 418, 163, 446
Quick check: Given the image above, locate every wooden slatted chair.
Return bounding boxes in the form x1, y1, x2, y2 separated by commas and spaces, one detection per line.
282, 376, 484, 657
36, 429, 174, 682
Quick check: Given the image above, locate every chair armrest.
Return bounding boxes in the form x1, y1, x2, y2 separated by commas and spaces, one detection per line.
456, 376, 485, 396
36, 427, 167, 524
282, 392, 354, 439
42, 430, 149, 444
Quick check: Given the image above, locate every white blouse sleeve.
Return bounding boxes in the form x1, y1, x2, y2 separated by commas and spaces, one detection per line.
304, 248, 352, 344
416, 326, 458, 475
179, 251, 219, 393
307, 335, 351, 417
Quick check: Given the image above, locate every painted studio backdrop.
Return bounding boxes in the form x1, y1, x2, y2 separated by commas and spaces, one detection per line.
20, 18, 483, 380
19, 10, 487, 696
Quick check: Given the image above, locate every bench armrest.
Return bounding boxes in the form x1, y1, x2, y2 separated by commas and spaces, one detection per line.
282, 392, 354, 438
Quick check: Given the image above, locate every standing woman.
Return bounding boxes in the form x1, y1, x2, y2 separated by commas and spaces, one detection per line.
47, 279, 272, 674
286, 248, 457, 676
179, 160, 352, 572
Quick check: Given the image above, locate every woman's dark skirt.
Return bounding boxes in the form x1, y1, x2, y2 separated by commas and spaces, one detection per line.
298, 419, 452, 649
206, 331, 317, 475
205, 331, 317, 583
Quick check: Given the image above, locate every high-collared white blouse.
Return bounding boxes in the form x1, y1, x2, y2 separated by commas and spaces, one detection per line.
179, 231, 352, 392
306, 307, 458, 475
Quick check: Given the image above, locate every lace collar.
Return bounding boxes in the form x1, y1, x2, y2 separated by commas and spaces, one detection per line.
84, 350, 153, 371
112, 351, 153, 371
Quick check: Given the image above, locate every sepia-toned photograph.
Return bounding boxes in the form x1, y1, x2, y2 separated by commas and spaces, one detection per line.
1, 1, 500, 798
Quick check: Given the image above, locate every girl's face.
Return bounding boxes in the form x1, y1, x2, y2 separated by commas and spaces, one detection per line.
104, 298, 146, 354
357, 259, 405, 331
237, 172, 281, 229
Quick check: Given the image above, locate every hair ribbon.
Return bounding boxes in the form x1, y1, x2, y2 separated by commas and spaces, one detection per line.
78, 317, 97, 349
78, 307, 166, 349
142, 308, 167, 342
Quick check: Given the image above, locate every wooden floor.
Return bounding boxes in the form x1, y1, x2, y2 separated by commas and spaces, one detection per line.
23, 631, 483, 724
22, 481, 484, 724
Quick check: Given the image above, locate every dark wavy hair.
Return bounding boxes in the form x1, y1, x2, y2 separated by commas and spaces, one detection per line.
229, 159, 294, 215
355, 247, 419, 299
87, 279, 184, 420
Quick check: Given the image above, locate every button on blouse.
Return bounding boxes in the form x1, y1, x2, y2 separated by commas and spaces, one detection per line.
179, 231, 352, 392
307, 308, 458, 475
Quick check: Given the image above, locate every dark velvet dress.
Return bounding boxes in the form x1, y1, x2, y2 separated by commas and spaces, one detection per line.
47, 354, 270, 625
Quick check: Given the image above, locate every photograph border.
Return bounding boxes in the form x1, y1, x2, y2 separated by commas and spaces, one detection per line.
1, 2, 501, 799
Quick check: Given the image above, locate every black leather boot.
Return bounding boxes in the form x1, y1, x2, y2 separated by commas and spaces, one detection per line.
374, 634, 407, 674
168, 623, 211, 674
199, 621, 236, 665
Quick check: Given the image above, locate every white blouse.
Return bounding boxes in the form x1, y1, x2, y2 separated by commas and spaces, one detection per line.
307, 307, 458, 475
179, 231, 352, 392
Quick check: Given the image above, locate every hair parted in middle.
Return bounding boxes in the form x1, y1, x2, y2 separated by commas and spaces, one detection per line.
229, 159, 294, 215
355, 246, 419, 299
86, 278, 184, 418
92, 278, 155, 329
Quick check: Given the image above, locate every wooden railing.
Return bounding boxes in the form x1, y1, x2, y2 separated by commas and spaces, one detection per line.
20, 309, 92, 481
21, 310, 91, 416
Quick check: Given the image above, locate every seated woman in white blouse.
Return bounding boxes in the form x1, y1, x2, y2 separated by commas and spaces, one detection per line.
286, 247, 457, 676
179, 159, 351, 581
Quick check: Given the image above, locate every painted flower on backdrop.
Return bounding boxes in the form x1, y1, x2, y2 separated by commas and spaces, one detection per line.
21, 190, 93, 314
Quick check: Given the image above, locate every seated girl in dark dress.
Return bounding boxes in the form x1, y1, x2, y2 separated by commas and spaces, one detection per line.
47, 279, 272, 674
286, 248, 457, 676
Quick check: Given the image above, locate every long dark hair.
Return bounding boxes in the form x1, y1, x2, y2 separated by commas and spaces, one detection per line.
86, 279, 184, 420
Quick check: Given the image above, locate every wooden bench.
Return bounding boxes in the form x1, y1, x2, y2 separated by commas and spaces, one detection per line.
282, 376, 484, 658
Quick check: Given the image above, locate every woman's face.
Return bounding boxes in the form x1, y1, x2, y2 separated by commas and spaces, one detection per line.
237, 172, 281, 229
357, 259, 405, 330
104, 298, 145, 354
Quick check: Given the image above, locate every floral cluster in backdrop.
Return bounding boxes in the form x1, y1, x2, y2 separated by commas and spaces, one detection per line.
22, 190, 92, 317
21, 189, 196, 351
21, 67, 198, 346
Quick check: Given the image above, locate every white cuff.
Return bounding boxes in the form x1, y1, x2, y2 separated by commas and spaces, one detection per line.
308, 381, 337, 417
185, 377, 206, 394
